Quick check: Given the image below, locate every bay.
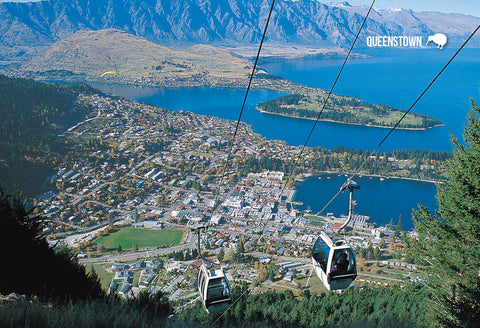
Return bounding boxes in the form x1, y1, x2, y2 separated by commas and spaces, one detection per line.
293, 173, 438, 231
91, 48, 480, 152
89, 48, 479, 228
261, 48, 480, 152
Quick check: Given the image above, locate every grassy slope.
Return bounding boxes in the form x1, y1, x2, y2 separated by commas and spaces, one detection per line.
20, 29, 253, 80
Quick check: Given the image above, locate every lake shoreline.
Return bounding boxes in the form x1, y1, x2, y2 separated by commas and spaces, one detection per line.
290, 171, 439, 230
291, 171, 440, 205
257, 108, 444, 131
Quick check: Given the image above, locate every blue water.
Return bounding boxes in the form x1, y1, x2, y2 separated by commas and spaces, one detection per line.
293, 174, 437, 231
89, 48, 479, 228
262, 48, 480, 152
92, 48, 480, 152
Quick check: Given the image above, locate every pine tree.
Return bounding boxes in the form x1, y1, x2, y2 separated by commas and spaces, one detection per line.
217, 247, 225, 263
411, 101, 480, 327
0, 187, 103, 301
236, 237, 245, 260
396, 215, 403, 231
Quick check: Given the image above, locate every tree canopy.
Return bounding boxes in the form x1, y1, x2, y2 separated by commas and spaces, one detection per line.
411, 100, 480, 327
0, 187, 103, 302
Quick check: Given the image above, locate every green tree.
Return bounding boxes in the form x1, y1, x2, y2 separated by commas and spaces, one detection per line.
0, 187, 103, 301
373, 247, 382, 260
217, 247, 225, 263
388, 217, 394, 229
235, 237, 245, 262
411, 102, 480, 327
396, 215, 403, 232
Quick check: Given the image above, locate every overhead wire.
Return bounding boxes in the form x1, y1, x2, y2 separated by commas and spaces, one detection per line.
194, 0, 277, 261
216, 0, 277, 194
191, 0, 480, 323
190, 0, 277, 323
206, 0, 378, 324
316, 22, 480, 217
277, 0, 377, 200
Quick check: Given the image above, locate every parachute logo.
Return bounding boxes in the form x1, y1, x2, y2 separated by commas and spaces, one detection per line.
426, 33, 447, 49
100, 71, 120, 78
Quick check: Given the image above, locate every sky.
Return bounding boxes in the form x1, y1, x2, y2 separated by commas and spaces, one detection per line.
0, 0, 479, 17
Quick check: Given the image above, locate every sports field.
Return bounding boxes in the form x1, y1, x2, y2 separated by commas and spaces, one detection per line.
93, 227, 184, 250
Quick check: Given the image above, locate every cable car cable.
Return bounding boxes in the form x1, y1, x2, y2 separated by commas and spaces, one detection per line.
216, 0, 277, 194
277, 0, 377, 200
205, 0, 378, 318
316, 23, 480, 217
191, 0, 277, 317
200, 0, 277, 236
252, 0, 376, 242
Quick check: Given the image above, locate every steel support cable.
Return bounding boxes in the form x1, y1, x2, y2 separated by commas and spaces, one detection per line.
216, 0, 277, 194
196, 0, 277, 260
278, 0, 377, 199
208, 2, 377, 324
317, 23, 480, 217
265, 0, 376, 227
190, 0, 276, 324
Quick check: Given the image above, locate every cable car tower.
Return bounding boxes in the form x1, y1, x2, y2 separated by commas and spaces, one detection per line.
311, 180, 359, 290
193, 224, 232, 314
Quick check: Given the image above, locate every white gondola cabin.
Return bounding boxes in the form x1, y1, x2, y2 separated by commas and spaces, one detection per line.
197, 263, 231, 314
311, 232, 357, 290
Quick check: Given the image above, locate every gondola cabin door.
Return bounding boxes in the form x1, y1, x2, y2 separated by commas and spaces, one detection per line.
311, 233, 357, 290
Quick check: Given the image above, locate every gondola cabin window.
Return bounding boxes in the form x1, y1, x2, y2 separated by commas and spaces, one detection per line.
197, 264, 232, 314
206, 277, 230, 302
312, 236, 330, 273
311, 233, 357, 290
330, 248, 356, 277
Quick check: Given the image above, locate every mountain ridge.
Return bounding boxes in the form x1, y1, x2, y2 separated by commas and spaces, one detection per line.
1, 0, 479, 62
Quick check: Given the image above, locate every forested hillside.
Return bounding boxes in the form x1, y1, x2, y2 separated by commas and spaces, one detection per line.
177, 285, 428, 327
0, 75, 97, 194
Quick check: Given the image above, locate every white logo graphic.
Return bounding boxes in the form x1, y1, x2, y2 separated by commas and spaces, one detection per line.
426, 33, 448, 49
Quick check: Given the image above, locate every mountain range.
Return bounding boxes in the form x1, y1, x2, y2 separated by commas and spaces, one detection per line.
0, 0, 479, 62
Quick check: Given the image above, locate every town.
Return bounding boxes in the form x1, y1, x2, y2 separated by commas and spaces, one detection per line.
34, 92, 425, 307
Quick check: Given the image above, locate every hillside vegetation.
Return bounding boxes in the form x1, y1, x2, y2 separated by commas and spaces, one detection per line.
257, 93, 443, 130
0, 75, 96, 194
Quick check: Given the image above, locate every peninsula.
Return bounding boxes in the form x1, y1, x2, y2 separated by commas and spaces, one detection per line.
3, 28, 444, 130
257, 93, 443, 130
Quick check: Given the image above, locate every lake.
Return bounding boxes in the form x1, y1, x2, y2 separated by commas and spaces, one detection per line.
92, 48, 480, 152
292, 173, 438, 231
89, 48, 479, 228
261, 48, 480, 152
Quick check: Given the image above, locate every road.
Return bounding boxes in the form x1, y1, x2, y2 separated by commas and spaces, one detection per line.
357, 272, 405, 283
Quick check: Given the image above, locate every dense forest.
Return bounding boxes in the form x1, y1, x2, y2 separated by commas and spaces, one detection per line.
177, 284, 428, 327
257, 94, 443, 129
0, 75, 97, 194
237, 147, 451, 182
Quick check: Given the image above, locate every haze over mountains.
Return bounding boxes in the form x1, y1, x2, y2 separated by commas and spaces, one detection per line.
0, 0, 479, 61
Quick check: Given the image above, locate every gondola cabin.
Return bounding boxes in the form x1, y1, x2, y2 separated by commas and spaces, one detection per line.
197, 263, 232, 314
311, 232, 357, 290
